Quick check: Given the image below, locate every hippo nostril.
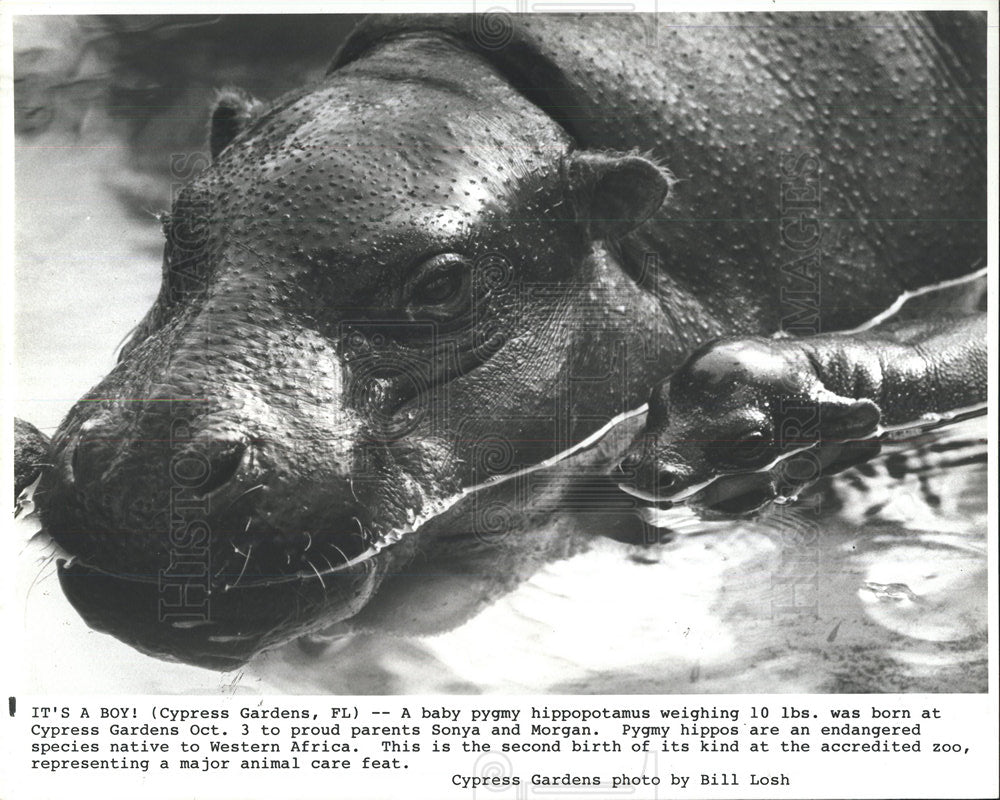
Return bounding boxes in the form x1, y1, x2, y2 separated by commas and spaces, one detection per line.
67, 436, 104, 487
192, 440, 248, 497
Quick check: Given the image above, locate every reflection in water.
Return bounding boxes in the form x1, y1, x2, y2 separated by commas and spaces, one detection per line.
13, 16, 988, 693
16, 418, 986, 693
218, 419, 990, 694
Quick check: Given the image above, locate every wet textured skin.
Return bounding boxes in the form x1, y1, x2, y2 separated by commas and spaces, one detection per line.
32, 13, 986, 667
616, 314, 987, 508
341, 13, 986, 326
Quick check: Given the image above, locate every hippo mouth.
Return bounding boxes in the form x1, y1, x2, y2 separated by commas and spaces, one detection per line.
40, 453, 403, 669
620, 472, 778, 518
53, 541, 386, 670
39, 404, 646, 668
39, 436, 469, 669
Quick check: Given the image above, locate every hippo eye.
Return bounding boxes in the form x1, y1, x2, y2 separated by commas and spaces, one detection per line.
407, 253, 471, 319
709, 429, 774, 471
417, 271, 462, 304
727, 431, 773, 467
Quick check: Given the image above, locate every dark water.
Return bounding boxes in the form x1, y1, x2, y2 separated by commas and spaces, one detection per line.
12, 16, 989, 694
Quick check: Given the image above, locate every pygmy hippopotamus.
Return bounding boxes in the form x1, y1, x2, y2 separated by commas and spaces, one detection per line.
25, 12, 986, 667
616, 311, 987, 515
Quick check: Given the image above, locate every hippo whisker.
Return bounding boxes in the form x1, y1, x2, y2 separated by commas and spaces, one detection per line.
350, 516, 371, 543
227, 545, 253, 591
212, 550, 234, 581
325, 541, 350, 565
235, 483, 265, 502
306, 559, 327, 590
317, 553, 337, 573
28, 556, 60, 600
112, 323, 141, 362
218, 484, 265, 517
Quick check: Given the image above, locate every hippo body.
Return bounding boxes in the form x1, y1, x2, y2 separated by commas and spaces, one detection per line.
337, 13, 986, 329
32, 13, 986, 667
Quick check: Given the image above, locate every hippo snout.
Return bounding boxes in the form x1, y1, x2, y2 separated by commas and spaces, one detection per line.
615, 443, 699, 503
44, 406, 373, 580
36, 362, 394, 666
65, 426, 248, 500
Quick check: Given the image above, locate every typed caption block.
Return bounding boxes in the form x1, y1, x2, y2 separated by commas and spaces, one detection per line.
4, 694, 996, 799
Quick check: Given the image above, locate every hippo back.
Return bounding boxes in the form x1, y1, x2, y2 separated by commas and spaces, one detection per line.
332, 12, 986, 335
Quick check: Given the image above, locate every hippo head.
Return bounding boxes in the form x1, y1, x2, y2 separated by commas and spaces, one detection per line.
39, 37, 673, 667
616, 337, 881, 513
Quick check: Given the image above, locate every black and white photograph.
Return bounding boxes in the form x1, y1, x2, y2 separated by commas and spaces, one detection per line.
3, 4, 996, 798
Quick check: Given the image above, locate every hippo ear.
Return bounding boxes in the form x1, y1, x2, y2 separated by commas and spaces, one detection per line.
817, 394, 882, 440
209, 89, 263, 161
564, 151, 672, 240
